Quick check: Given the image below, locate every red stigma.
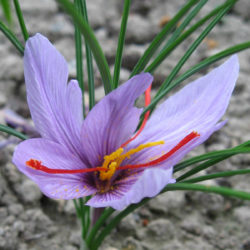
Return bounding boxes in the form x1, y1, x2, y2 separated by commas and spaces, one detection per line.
121, 84, 152, 148
25, 131, 200, 175
26, 159, 106, 174
117, 131, 200, 171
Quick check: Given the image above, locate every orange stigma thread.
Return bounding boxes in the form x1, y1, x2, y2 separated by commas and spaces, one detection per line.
26, 159, 106, 174
117, 131, 200, 171
121, 84, 152, 148
25, 131, 200, 175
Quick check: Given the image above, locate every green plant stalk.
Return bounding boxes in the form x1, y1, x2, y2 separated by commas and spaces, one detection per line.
146, 1, 229, 73
0, 21, 24, 55
141, 41, 250, 116
174, 141, 250, 172
162, 183, 250, 200
86, 207, 114, 248
177, 156, 233, 182
181, 169, 250, 183
1, 0, 12, 24
159, 0, 208, 57
0, 124, 28, 140
79, 0, 95, 110
155, 0, 236, 97
13, 0, 29, 41
113, 0, 131, 88
130, 0, 199, 77
74, 0, 85, 116
56, 0, 112, 94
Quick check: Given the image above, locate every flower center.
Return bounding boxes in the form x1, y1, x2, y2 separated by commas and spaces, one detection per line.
25, 131, 200, 176
98, 141, 164, 181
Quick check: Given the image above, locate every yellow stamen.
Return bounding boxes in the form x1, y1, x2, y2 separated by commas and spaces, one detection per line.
99, 162, 117, 181
98, 141, 164, 181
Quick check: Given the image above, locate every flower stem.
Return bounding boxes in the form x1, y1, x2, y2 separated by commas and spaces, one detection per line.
13, 0, 29, 41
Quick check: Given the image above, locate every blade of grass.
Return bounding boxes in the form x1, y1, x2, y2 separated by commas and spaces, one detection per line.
163, 183, 250, 200
146, 1, 229, 73
56, 0, 112, 94
0, 124, 28, 140
1, 0, 12, 24
177, 148, 250, 182
13, 0, 29, 41
130, 0, 199, 77
113, 0, 131, 88
181, 169, 250, 183
155, 0, 236, 97
141, 41, 250, 116
79, 0, 95, 110
0, 21, 24, 55
74, 0, 85, 116
174, 141, 250, 173
86, 207, 114, 248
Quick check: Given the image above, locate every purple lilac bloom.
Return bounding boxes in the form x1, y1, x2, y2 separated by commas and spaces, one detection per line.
12, 34, 239, 210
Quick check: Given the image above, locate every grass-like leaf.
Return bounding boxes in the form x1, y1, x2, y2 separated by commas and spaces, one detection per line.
13, 0, 29, 41
146, 1, 230, 74
162, 183, 250, 201
141, 41, 250, 116
0, 124, 28, 140
79, 0, 95, 110
174, 141, 250, 173
0, 21, 24, 55
86, 208, 114, 248
113, 0, 131, 88
177, 148, 250, 182
182, 169, 250, 183
56, 0, 112, 94
155, 0, 236, 97
0, 0, 12, 24
130, 0, 199, 77
74, 0, 85, 116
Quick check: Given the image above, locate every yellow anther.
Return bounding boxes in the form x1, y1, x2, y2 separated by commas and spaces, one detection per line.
102, 148, 124, 169
98, 141, 164, 181
116, 141, 164, 166
99, 162, 117, 181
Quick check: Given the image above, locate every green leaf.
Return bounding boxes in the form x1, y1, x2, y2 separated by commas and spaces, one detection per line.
74, 0, 85, 116
146, 1, 228, 74
13, 0, 29, 41
177, 148, 250, 182
113, 0, 131, 88
86, 208, 114, 248
174, 141, 250, 173
0, 124, 28, 140
141, 41, 250, 116
56, 0, 113, 94
0, 21, 24, 55
182, 169, 250, 183
163, 182, 250, 200
162, 183, 250, 200
0, 0, 12, 24
79, 0, 95, 110
130, 0, 199, 77
156, 0, 236, 96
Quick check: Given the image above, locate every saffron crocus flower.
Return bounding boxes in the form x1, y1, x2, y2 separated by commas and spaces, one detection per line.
13, 34, 239, 210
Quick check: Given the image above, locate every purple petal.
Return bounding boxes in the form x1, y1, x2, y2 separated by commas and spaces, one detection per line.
125, 56, 239, 169
81, 73, 153, 166
24, 34, 84, 158
87, 168, 175, 210
13, 138, 96, 199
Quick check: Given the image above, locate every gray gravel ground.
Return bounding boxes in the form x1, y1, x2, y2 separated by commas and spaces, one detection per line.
0, 0, 250, 249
